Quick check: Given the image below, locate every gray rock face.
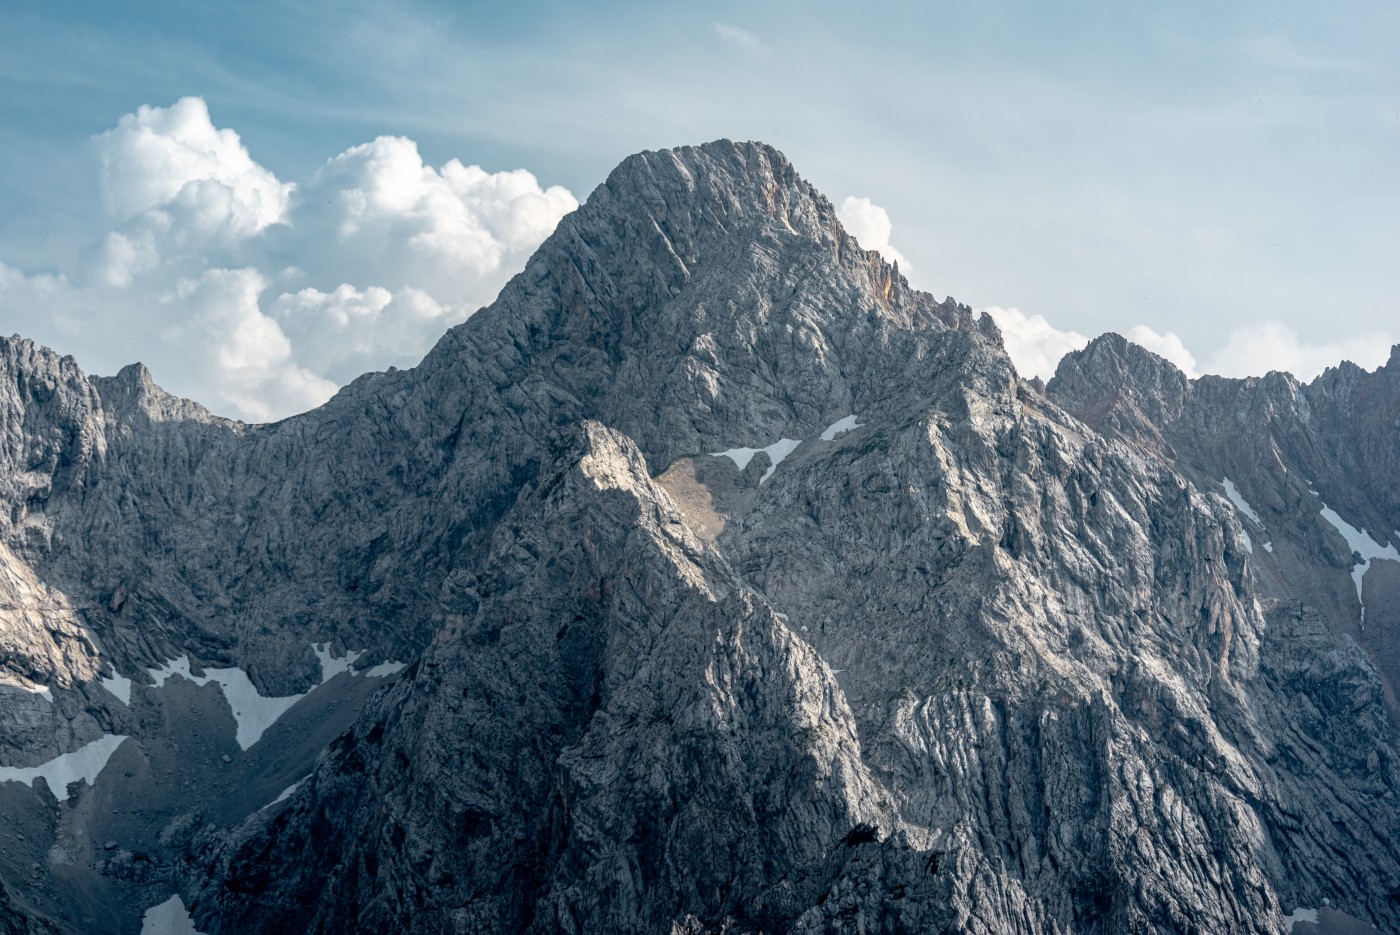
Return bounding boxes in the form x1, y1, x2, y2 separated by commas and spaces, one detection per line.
1050, 334, 1400, 705
194, 422, 898, 933
0, 141, 1397, 933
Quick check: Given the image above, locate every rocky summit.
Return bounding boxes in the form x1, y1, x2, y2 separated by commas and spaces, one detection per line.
1, 140, 1398, 934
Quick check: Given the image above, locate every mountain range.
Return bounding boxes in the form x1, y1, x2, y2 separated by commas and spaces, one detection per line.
1, 140, 1398, 934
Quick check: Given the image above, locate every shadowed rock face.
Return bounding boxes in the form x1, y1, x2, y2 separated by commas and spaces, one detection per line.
0, 141, 1397, 934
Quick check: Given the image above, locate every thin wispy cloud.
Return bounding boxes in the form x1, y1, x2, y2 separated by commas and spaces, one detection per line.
714, 23, 764, 53
1237, 34, 1371, 76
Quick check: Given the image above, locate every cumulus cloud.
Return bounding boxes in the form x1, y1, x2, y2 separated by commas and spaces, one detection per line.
95, 97, 292, 239
832, 188, 1390, 386
1203, 321, 1395, 381
88, 229, 162, 288
0, 98, 577, 421
979, 306, 1090, 381
271, 284, 457, 386
982, 310, 1200, 381
161, 269, 337, 422
11, 99, 1387, 422
837, 196, 909, 270
289, 135, 578, 306
0, 259, 336, 422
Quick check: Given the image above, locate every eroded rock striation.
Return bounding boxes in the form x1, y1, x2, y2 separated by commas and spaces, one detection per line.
1, 141, 1397, 933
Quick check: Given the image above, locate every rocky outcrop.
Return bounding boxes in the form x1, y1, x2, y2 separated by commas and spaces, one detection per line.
1050, 335, 1400, 709
192, 422, 905, 933
0, 141, 1397, 933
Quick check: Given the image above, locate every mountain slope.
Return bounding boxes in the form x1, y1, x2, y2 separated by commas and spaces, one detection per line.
0, 141, 1397, 934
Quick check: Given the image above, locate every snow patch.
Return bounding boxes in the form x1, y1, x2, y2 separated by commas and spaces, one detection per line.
147, 656, 305, 750
361, 661, 407, 678
1, 681, 53, 702
141, 894, 207, 935
315, 642, 405, 679
758, 439, 801, 483
1282, 907, 1318, 932
147, 645, 408, 749
260, 777, 307, 812
1317, 504, 1400, 624
273, 778, 305, 804
1262, 541, 1274, 553
1240, 529, 1254, 554
147, 656, 194, 690
820, 414, 862, 441
0, 734, 127, 800
712, 437, 802, 484
100, 668, 132, 705
213, 670, 305, 750
313, 642, 364, 682
712, 446, 760, 471
1221, 477, 1264, 527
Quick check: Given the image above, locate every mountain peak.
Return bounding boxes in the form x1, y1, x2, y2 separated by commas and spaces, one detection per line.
603, 139, 797, 197
1046, 331, 1191, 446
575, 138, 836, 259
420, 138, 983, 473
608, 138, 795, 181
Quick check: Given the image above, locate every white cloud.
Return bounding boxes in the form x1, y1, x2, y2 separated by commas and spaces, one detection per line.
1203, 321, 1395, 381
162, 269, 337, 422
95, 97, 292, 237
270, 284, 458, 385
982, 310, 1198, 382
88, 229, 161, 288
0, 261, 336, 421
714, 24, 763, 52
979, 306, 1090, 381
837, 196, 909, 270
1125, 324, 1198, 377
21, 100, 1388, 423
0, 98, 578, 422
291, 136, 578, 306
980, 308, 1395, 385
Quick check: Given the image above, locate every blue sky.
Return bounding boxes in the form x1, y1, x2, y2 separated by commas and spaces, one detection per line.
1, 0, 1396, 418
